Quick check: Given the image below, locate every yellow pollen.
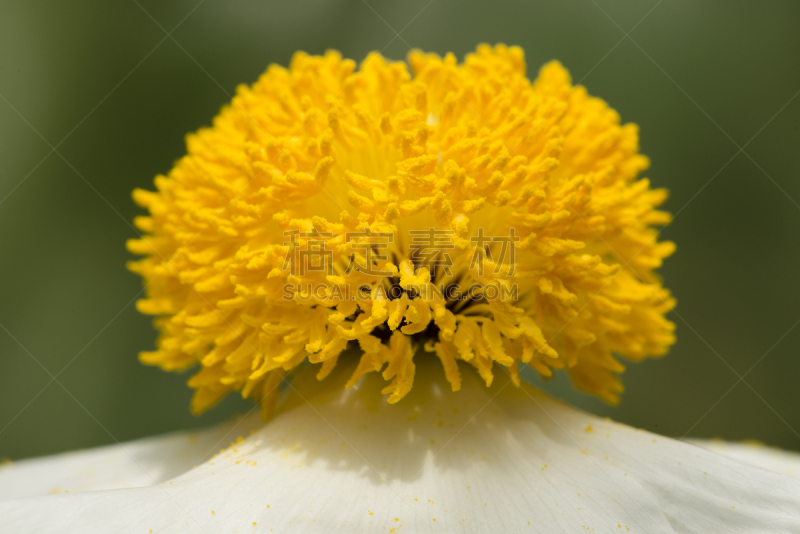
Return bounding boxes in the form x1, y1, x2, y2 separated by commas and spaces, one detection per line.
129, 44, 675, 417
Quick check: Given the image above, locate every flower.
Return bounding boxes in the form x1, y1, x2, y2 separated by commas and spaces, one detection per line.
2, 361, 800, 532
126, 44, 676, 419
5, 45, 797, 533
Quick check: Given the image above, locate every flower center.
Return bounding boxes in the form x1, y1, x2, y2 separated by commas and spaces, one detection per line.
128, 45, 675, 419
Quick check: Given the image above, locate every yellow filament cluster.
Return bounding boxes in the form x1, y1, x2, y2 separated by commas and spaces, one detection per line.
128, 44, 676, 418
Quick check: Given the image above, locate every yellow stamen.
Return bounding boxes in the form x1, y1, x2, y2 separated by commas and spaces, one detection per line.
129, 44, 675, 417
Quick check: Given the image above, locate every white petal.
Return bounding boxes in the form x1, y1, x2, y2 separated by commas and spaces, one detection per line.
2, 359, 799, 533
0, 416, 261, 500
689, 439, 800, 479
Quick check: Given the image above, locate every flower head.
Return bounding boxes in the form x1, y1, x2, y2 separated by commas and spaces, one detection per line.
128, 44, 675, 417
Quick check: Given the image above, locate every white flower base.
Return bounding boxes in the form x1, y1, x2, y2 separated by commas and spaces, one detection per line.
2, 359, 799, 533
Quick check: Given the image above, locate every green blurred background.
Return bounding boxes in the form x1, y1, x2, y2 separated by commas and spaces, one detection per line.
2, 0, 799, 460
